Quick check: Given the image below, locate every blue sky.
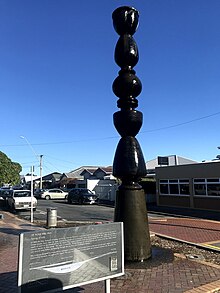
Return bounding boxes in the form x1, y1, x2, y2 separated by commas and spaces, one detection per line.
1, 0, 220, 176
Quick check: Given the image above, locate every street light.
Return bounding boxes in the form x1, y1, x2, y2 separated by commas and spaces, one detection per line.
20, 136, 43, 189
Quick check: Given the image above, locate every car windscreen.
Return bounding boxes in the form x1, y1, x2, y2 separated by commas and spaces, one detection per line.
1, 190, 11, 196
14, 191, 31, 197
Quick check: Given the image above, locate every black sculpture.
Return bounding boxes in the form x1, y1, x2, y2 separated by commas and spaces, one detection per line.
112, 6, 151, 261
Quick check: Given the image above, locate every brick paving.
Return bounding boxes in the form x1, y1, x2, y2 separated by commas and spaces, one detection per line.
1, 211, 220, 292
149, 218, 220, 245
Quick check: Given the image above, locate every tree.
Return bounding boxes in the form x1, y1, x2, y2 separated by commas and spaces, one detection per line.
0, 151, 22, 186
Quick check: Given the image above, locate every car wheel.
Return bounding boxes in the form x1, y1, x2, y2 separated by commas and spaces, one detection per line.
78, 198, 83, 205
12, 204, 16, 213
65, 195, 68, 200
45, 195, 50, 200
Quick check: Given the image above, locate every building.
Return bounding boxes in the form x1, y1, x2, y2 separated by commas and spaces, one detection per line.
34, 172, 62, 189
144, 155, 197, 203
146, 155, 197, 177
58, 166, 118, 203
156, 160, 220, 212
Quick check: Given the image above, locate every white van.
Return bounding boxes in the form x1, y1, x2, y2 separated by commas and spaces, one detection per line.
7, 190, 37, 211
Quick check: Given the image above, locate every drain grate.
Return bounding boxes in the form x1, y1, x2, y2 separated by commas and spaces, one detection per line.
186, 254, 205, 260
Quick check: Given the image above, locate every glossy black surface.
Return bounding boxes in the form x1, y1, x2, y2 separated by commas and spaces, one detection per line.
113, 110, 143, 137
114, 35, 139, 68
112, 6, 146, 185
112, 70, 142, 100
112, 6, 139, 36
112, 6, 151, 261
113, 137, 147, 187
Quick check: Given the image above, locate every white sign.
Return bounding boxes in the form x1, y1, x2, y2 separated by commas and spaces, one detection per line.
18, 222, 124, 292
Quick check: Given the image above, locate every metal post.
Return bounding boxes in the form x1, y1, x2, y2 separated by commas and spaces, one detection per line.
112, 6, 151, 261
105, 279, 111, 293
30, 166, 34, 223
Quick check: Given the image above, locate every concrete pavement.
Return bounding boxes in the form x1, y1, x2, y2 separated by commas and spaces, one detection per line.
1, 210, 220, 293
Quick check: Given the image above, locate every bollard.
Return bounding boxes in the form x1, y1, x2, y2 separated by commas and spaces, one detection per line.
46, 208, 57, 228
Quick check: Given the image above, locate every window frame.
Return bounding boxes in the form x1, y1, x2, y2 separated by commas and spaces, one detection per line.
193, 178, 220, 197
159, 179, 190, 196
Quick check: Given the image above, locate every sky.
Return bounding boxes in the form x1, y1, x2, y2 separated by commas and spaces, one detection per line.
1, 0, 220, 177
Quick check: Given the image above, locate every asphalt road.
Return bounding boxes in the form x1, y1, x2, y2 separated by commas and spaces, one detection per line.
15, 199, 115, 223
0, 199, 169, 223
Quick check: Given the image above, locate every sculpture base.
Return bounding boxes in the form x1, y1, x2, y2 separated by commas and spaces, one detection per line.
114, 188, 152, 261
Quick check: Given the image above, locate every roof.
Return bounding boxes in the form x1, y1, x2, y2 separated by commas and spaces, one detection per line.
63, 166, 100, 179
59, 177, 78, 185
64, 166, 113, 179
146, 155, 198, 170
42, 172, 62, 181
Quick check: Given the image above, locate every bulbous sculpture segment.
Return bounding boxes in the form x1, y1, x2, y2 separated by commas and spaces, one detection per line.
113, 110, 143, 137
112, 6, 139, 36
113, 136, 147, 187
115, 35, 139, 69
117, 97, 138, 110
112, 70, 142, 100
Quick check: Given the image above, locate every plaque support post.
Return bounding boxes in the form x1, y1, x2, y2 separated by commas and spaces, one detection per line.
112, 6, 151, 261
105, 279, 111, 293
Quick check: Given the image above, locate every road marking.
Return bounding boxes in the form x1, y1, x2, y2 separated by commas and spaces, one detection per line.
201, 243, 220, 251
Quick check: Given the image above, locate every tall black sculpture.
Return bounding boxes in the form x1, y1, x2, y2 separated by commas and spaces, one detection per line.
112, 6, 151, 261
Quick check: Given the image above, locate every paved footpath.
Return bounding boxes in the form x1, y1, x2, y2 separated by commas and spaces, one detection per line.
149, 217, 220, 251
1, 211, 220, 293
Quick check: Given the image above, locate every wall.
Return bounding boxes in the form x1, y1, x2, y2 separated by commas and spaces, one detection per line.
156, 161, 220, 211
93, 179, 118, 203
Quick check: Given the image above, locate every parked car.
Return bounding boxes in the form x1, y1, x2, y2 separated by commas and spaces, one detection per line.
6, 190, 37, 211
67, 188, 98, 205
34, 188, 48, 198
40, 188, 68, 200
0, 187, 12, 200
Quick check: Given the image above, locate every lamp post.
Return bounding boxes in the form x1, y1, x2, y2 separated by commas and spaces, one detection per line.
20, 136, 43, 189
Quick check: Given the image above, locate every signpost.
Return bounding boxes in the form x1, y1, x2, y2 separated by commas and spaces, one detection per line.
18, 222, 124, 293
30, 166, 34, 223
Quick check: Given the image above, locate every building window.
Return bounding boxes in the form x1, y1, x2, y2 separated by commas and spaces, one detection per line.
159, 179, 189, 195
207, 184, 220, 196
160, 180, 169, 194
194, 183, 206, 195
193, 178, 220, 196
169, 180, 179, 194
179, 180, 190, 195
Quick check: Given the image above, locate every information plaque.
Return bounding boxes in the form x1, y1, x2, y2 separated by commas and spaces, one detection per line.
18, 222, 124, 293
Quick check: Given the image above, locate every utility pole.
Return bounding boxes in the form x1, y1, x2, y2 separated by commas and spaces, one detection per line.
20, 136, 43, 189
39, 155, 43, 189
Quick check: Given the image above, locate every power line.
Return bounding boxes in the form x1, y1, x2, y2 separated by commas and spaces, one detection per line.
141, 111, 220, 133
0, 136, 117, 147
1, 111, 220, 147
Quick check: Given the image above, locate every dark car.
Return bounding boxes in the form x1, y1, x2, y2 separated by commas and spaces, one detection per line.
67, 188, 98, 205
34, 188, 48, 199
